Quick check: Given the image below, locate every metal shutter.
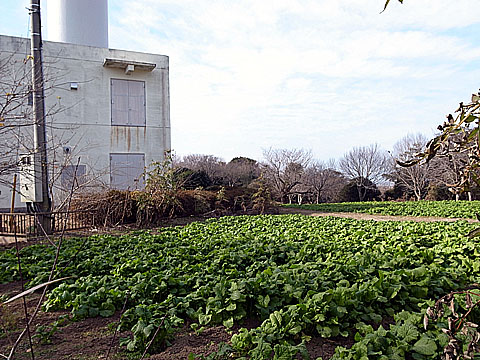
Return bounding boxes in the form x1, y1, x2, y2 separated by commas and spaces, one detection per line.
111, 79, 145, 126
110, 153, 145, 190
128, 153, 145, 189
111, 79, 129, 125
128, 81, 146, 126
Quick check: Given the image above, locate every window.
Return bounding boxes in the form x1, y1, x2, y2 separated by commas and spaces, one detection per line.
111, 79, 146, 126
110, 153, 145, 190
61, 165, 87, 189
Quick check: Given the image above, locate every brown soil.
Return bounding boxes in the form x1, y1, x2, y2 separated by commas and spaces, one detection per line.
0, 281, 132, 360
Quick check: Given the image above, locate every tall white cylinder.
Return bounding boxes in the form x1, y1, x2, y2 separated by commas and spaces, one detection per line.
46, 0, 108, 48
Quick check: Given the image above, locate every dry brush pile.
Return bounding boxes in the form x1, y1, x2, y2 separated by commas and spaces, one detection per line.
70, 185, 276, 228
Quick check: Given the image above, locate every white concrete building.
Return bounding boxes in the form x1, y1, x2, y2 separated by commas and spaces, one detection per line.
0, 31, 170, 209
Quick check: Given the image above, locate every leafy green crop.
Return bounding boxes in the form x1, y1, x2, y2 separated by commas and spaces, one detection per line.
285, 200, 480, 219
1, 215, 480, 358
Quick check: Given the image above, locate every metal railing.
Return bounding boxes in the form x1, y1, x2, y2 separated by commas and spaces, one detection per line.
0, 211, 93, 237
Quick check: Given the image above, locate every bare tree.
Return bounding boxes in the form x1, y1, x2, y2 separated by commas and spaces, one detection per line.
178, 154, 225, 183
303, 159, 344, 203
389, 134, 430, 201
321, 172, 348, 203
262, 148, 312, 203
339, 144, 388, 201
398, 101, 480, 201
223, 157, 260, 187
0, 53, 35, 186
427, 146, 471, 201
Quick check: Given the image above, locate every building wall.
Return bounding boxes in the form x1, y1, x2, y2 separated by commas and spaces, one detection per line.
0, 35, 171, 209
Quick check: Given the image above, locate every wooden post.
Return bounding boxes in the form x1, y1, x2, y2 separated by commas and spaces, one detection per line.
9, 174, 17, 232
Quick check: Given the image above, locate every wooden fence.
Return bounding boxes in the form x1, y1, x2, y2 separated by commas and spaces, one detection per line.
0, 211, 93, 237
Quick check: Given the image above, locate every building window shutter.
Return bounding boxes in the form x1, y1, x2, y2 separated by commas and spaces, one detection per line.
111, 79, 146, 126
128, 81, 145, 126
110, 153, 145, 190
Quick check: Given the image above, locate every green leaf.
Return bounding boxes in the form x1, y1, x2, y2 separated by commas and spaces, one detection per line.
412, 336, 437, 356
288, 325, 302, 335
223, 317, 234, 328
317, 325, 332, 337
411, 266, 426, 278
396, 323, 419, 342
99, 309, 115, 317
143, 324, 154, 338
198, 313, 212, 325
226, 302, 237, 311
369, 313, 382, 323
261, 294, 270, 307
126, 341, 136, 352
270, 312, 282, 328
231, 290, 242, 300
88, 307, 99, 317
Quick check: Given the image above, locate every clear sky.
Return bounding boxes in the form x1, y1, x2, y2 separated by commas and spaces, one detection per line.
1, 0, 480, 163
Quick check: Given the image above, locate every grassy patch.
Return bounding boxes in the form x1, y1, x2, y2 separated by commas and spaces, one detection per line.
285, 200, 480, 219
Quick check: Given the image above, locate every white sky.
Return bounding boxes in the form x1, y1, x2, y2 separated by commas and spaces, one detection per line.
1, 0, 480, 163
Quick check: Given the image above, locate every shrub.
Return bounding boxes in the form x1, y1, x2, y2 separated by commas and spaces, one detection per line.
173, 167, 213, 189
383, 182, 406, 201
425, 184, 453, 201
70, 190, 137, 227
338, 178, 381, 202
70, 161, 278, 228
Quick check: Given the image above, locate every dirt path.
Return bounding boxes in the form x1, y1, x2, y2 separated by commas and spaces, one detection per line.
278, 207, 479, 223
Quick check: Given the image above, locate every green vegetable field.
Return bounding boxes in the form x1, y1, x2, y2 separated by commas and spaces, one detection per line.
285, 200, 480, 219
2, 214, 480, 359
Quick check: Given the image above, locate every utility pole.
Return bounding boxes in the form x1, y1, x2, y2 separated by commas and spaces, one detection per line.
30, 0, 52, 234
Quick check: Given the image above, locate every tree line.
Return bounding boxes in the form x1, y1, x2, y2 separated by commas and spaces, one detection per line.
173, 132, 478, 205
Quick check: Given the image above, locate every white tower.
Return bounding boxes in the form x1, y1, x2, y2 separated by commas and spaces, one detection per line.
47, 0, 108, 48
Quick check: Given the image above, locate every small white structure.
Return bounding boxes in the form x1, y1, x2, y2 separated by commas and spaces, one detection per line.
47, 0, 109, 48
18, 154, 43, 203
0, 34, 170, 209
